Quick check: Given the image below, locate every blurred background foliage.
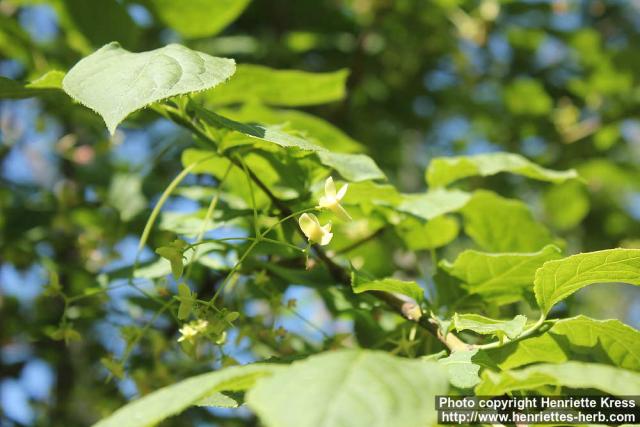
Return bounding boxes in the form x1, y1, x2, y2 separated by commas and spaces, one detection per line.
1, 0, 640, 425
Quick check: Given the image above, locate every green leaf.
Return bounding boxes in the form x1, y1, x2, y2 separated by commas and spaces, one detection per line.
150, 0, 250, 38
476, 362, 640, 395
26, 70, 65, 89
461, 190, 557, 252
485, 316, 640, 371
63, 43, 235, 134
549, 316, 640, 371
483, 331, 566, 370
453, 313, 527, 340
440, 245, 562, 305
62, 0, 139, 49
135, 243, 227, 280
534, 248, 640, 315
351, 271, 424, 303
205, 64, 349, 106
195, 108, 385, 182
426, 152, 578, 188
195, 392, 238, 408
246, 349, 448, 427
543, 181, 590, 230
316, 151, 385, 182
397, 189, 471, 221
196, 107, 325, 151
155, 239, 188, 279
437, 350, 481, 389
92, 364, 280, 427
108, 173, 146, 222
504, 78, 552, 115
396, 215, 459, 251
220, 103, 364, 153
177, 283, 194, 320
0, 71, 64, 99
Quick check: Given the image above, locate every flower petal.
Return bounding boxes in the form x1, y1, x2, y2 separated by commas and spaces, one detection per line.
330, 203, 352, 221
299, 213, 316, 239
324, 176, 337, 199
336, 183, 348, 200
319, 231, 333, 246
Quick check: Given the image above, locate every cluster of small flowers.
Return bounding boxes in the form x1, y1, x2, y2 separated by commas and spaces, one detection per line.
177, 319, 209, 343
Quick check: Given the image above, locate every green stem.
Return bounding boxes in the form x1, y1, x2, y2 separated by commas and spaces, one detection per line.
137, 154, 217, 252
182, 162, 233, 281
208, 206, 316, 306
472, 314, 547, 351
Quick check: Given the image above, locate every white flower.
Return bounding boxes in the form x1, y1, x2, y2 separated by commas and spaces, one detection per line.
298, 213, 333, 246
177, 319, 209, 343
318, 176, 351, 221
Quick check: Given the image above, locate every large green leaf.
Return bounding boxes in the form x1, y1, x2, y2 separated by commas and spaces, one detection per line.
93, 364, 280, 427
551, 316, 640, 371
351, 271, 424, 303
0, 71, 64, 99
150, 0, 251, 38
246, 349, 448, 427
485, 316, 640, 371
461, 190, 557, 252
397, 189, 471, 221
426, 152, 577, 188
63, 43, 235, 134
441, 245, 562, 305
205, 64, 348, 106
453, 313, 527, 340
195, 108, 385, 181
476, 362, 640, 395
534, 248, 640, 315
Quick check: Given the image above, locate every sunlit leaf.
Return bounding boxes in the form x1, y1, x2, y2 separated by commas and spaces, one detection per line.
453, 314, 527, 340
195, 108, 385, 181
351, 271, 424, 303
427, 152, 577, 188
63, 43, 235, 133
396, 215, 459, 251
0, 71, 64, 98
397, 189, 471, 221
93, 364, 280, 427
440, 245, 562, 305
476, 362, 640, 395
221, 103, 364, 153
246, 349, 448, 427
461, 190, 557, 252
195, 392, 238, 408
206, 64, 348, 106
150, 0, 250, 38
534, 248, 640, 315
486, 315, 640, 371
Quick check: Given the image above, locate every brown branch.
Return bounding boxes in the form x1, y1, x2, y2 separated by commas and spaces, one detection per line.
164, 107, 468, 353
